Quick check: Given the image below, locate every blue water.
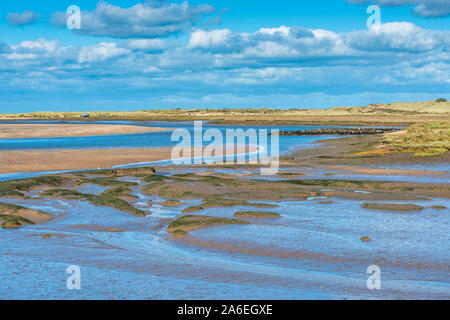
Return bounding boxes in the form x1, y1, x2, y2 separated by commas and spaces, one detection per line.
0, 120, 341, 181
0, 120, 336, 152
0, 178, 448, 299
0, 121, 448, 299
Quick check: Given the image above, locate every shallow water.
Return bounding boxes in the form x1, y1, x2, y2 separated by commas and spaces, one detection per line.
0, 121, 448, 299
0, 120, 333, 152
0, 179, 448, 299
0, 120, 337, 181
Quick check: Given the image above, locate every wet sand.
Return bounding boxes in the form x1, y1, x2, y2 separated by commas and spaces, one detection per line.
0, 124, 171, 139
0, 145, 258, 174
323, 165, 447, 176
0, 121, 448, 299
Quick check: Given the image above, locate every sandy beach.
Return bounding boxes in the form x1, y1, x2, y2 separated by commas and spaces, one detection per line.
0, 145, 257, 174
0, 124, 171, 139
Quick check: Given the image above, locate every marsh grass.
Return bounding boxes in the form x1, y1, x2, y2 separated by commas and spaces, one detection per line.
41, 188, 146, 216
100, 186, 137, 198
233, 211, 280, 218
0, 214, 35, 228
143, 175, 171, 182
168, 215, 249, 233
382, 122, 450, 156
81, 177, 138, 187
284, 179, 368, 188
182, 206, 204, 213
362, 203, 424, 212
2, 100, 448, 125
0, 203, 39, 228
84, 167, 155, 177
429, 205, 446, 209
161, 199, 182, 207
0, 175, 69, 198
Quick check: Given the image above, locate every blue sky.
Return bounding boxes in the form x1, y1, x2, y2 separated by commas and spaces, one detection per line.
0, 0, 449, 112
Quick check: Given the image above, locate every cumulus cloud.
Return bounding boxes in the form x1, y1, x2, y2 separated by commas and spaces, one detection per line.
0, 21, 448, 111
78, 42, 131, 63
187, 23, 448, 62
345, 0, 450, 18
188, 29, 241, 52
344, 22, 448, 52
6, 10, 41, 27
51, 0, 215, 38
188, 26, 318, 56
11, 38, 60, 54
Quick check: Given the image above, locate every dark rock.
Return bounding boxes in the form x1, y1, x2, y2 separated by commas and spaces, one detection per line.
276, 128, 401, 136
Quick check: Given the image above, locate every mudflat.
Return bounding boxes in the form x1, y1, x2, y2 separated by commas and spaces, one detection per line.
0, 148, 173, 174
0, 124, 171, 139
0, 144, 257, 174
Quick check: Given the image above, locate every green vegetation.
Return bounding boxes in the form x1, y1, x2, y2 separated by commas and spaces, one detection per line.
0, 202, 31, 213
0, 175, 69, 198
429, 205, 447, 210
182, 206, 204, 213
0, 214, 35, 229
84, 167, 156, 177
382, 122, 450, 156
100, 186, 136, 198
278, 172, 305, 177
171, 229, 188, 238
168, 215, 249, 233
0, 202, 45, 229
284, 179, 369, 188
143, 170, 449, 207
161, 199, 182, 207
143, 175, 171, 182
40, 189, 84, 199
201, 198, 277, 209
233, 211, 280, 218
41, 188, 146, 216
80, 177, 138, 187
362, 203, 424, 212
1, 99, 448, 125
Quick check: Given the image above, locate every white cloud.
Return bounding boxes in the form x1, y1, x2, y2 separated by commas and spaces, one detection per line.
52, 1, 215, 38
188, 29, 232, 48
258, 26, 290, 36
345, 0, 450, 18
78, 42, 130, 63
0, 20, 448, 111
345, 22, 448, 52
12, 38, 59, 54
6, 10, 41, 27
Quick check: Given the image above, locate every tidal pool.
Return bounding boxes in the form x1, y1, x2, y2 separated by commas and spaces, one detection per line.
0, 184, 448, 299
0, 121, 448, 299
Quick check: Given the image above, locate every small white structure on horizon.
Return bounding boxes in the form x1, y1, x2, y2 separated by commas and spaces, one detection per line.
80, 113, 90, 118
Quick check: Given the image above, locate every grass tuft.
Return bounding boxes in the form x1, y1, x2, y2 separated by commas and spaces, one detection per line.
168, 215, 249, 233
382, 122, 450, 156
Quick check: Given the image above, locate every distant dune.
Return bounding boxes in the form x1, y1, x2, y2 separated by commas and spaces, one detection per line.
0, 99, 448, 125
329, 99, 450, 114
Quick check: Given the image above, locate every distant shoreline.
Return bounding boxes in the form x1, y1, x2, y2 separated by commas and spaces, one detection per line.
0, 99, 448, 126
0, 123, 172, 139
0, 145, 258, 175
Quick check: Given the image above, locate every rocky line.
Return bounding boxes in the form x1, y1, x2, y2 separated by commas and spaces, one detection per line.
277, 127, 401, 136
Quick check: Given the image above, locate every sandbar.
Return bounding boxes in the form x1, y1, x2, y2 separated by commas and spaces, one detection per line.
0, 124, 171, 139
0, 144, 257, 174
